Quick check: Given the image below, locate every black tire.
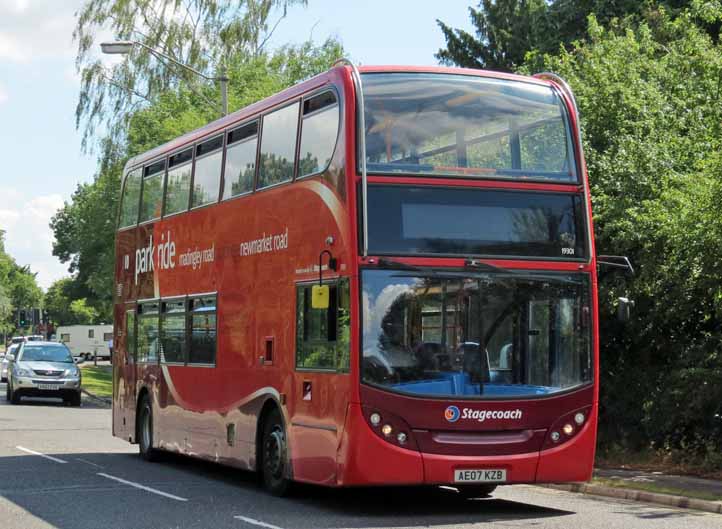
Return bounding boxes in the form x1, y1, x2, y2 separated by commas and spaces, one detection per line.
138, 396, 160, 462
456, 484, 497, 498
5, 381, 10, 401
10, 384, 20, 405
260, 408, 291, 496
70, 392, 82, 407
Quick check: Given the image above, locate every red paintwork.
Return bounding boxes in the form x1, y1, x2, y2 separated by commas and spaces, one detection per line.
113, 64, 600, 488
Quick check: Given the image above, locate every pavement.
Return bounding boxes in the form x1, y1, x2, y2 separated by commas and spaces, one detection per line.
1, 382, 721, 528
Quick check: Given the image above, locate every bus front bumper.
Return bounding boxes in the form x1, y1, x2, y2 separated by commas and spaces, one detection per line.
336, 403, 595, 487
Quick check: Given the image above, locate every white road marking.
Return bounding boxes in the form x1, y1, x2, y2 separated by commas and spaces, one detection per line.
97, 472, 188, 502
98, 472, 188, 501
75, 457, 104, 469
234, 515, 284, 529
16, 446, 67, 464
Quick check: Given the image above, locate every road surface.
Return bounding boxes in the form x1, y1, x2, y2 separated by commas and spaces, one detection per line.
0, 382, 719, 529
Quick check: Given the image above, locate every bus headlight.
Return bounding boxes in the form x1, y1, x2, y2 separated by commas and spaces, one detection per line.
562, 423, 574, 436
574, 412, 585, 425
362, 405, 418, 450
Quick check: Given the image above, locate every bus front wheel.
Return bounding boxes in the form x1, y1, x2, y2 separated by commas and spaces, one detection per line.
456, 484, 497, 498
261, 408, 290, 496
138, 397, 160, 462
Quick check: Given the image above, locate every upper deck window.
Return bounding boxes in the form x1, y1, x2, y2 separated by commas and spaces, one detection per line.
140, 160, 165, 223
362, 73, 576, 183
258, 102, 300, 189
298, 91, 339, 178
192, 136, 223, 208
165, 148, 193, 216
119, 168, 142, 229
223, 121, 258, 199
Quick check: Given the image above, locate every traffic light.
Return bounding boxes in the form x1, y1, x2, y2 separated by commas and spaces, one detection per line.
19, 309, 26, 326
33, 308, 40, 325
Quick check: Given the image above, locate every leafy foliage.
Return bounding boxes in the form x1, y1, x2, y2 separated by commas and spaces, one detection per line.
0, 231, 43, 336
530, 9, 722, 455
436, 1, 716, 72
74, 0, 307, 151
54, 21, 343, 325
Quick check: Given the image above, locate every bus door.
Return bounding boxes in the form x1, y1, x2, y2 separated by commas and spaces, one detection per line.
116, 307, 138, 441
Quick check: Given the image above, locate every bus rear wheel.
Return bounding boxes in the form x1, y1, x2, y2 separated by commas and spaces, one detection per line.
261, 408, 290, 496
456, 484, 497, 498
138, 397, 160, 462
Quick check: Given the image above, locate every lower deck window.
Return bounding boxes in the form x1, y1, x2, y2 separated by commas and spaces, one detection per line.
188, 296, 217, 364
138, 301, 160, 363
296, 279, 350, 371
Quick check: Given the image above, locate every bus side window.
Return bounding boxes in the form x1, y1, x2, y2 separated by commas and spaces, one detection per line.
137, 301, 160, 363
160, 299, 187, 364
258, 102, 300, 189
119, 168, 142, 229
188, 295, 217, 365
298, 90, 339, 178
140, 160, 166, 223
223, 121, 258, 199
125, 309, 136, 363
192, 136, 223, 208
296, 279, 350, 371
165, 148, 193, 216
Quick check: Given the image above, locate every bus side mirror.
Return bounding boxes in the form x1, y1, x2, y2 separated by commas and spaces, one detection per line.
6, 354, 14, 362
312, 285, 330, 309
617, 297, 634, 322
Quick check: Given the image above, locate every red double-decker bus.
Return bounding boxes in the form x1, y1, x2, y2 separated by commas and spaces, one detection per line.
113, 61, 601, 497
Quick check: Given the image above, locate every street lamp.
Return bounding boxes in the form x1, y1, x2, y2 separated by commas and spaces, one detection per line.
100, 40, 228, 116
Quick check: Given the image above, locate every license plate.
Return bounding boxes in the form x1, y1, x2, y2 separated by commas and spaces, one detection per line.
454, 469, 506, 483
37, 384, 60, 390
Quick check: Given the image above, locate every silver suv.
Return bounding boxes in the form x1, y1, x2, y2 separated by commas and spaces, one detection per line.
5, 341, 82, 406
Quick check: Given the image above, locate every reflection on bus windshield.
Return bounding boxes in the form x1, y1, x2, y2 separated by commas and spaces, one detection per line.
361, 270, 591, 399
362, 73, 576, 182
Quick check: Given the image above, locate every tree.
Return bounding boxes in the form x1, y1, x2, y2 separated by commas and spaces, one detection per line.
531, 8, 722, 457
69, 298, 100, 325
436, 1, 715, 72
0, 230, 43, 336
74, 0, 307, 151
53, 31, 343, 323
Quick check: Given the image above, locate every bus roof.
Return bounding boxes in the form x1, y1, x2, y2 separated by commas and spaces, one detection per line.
122, 64, 556, 178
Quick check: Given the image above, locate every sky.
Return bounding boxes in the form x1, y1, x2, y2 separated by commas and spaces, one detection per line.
0, 0, 474, 290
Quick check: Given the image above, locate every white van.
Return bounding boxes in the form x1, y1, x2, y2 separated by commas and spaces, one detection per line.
56, 324, 113, 361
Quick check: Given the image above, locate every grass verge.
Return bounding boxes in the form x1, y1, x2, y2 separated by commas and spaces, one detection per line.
80, 365, 112, 399
592, 477, 722, 502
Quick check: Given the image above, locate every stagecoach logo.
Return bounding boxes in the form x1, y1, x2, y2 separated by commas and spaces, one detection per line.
445, 406, 523, 423
445, 405, 461, 423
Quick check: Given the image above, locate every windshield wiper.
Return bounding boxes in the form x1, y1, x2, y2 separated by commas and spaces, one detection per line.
376, 258, 427, 272
464, 258, 514, 274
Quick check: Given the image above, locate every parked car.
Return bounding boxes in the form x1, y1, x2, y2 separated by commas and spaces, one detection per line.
1, 343, 19, 382
5, 341, 81, 406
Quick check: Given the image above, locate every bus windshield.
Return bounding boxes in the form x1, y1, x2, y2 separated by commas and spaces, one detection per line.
362, 73, 576, 182
361, 270, 591, 399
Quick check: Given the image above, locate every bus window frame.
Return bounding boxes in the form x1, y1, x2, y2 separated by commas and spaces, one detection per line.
162, 147, 194, 219
256, 100, 302, 193
159, 295, 188, 366
222, 119, 260, 202
358, 73, 582, 186
136, 297, 161, 365
124, 304, 137, 364
295, 86, 342, 182
190, 135, 225, 212
186, 291, 218, 368
294, 278, 350, 374
137, 157, 167, 227
117, 167, 144, 232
